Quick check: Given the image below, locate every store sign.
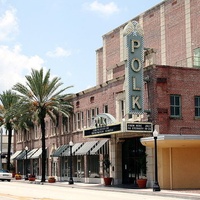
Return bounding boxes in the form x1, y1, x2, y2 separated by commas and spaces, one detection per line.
126, 122, 153, 132
123, 21, 144, 114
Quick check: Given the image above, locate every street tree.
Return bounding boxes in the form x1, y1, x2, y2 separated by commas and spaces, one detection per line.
13, 68, 73, 182
0, 90, 20, 170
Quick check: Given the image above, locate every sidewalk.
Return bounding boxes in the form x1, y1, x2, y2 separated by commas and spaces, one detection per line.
14, 179, 200, 200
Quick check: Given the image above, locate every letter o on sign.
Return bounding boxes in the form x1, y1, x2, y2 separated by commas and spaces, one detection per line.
131, 58, 141, 72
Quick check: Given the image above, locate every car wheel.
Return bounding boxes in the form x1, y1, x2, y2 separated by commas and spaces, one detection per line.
2, 180, 5, 181
7, 179, 11, 182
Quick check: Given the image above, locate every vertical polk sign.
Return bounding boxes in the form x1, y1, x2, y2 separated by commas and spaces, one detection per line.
123, 21, 144, 115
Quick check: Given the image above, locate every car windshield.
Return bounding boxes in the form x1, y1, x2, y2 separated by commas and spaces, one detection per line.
0, 169, 9, 173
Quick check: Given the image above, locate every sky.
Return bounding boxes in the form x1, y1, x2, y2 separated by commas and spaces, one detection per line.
0, 0, 163, 95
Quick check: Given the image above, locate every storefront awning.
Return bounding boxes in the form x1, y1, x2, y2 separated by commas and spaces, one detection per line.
90, 139, 109, 155
72, 142, 83, 154
30, 148, 42, 159
15, 150, 27, 160
61, 142, 83, 156
14, 149, 39, 160
75, 141, 98, 155
11, 150, 22, 160
51, 145, 68, 157
27, 148, 38, 159
141, 134, 200, 148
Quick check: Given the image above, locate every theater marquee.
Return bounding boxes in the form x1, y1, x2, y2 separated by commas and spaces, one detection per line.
83, 114, 153, 138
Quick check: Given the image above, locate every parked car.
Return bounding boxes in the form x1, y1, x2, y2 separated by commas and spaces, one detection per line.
0, 169, 12, 182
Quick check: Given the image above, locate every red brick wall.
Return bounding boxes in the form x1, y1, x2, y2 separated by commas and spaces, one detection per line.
144, 66, 200, 135
164, 0, 187, 66
73, 79, 124, 129
143, 4, 161, 64
104, 30, 121, 70
97, 0, 200, 84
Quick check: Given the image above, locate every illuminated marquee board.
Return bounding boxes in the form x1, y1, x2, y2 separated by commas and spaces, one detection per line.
84, 123, 122, 138
123, 21, 144, 114
126, 122, 153, 132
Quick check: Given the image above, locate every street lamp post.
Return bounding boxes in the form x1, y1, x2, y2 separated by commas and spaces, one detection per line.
68, 141, 74, 184
153, 129, 161, 192
25, 146, 28, 180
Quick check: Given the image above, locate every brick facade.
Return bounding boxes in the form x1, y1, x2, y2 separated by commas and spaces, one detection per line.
13, 0, 200, 188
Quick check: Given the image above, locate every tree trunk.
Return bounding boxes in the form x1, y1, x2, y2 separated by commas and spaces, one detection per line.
40, 110, 46, 182
7, 124, 12, 171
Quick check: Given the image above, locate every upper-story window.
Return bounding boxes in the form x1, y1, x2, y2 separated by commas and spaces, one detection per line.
76, 101, 80, 108
77, 112, 81, 130
170, 95, 181, 118
195, 96, 200, 118
17, 129, 22, 142
90, 96, 94, 103
45, 121, 48, 137
73, 112, 84, 131
104, 105, 108, 113
27, 131, 30, 141
87, 110, 90, 127
62, 116, 70, 134
86, 108, 99, 128
34, 124, 40, 139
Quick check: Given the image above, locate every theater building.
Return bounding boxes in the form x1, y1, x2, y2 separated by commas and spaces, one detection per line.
12, 0, 200, 189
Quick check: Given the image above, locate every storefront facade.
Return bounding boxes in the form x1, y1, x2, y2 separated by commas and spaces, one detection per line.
12, 0, 200, 189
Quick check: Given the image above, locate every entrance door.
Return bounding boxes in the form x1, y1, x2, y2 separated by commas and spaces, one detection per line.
122, 137, 145, 184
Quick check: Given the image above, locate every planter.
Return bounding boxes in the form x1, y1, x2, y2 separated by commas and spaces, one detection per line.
12, 172, 16, 178
136, 179, 147, 188
48, 179, 56, 183
15, 177, 22, 180
29, 177, 36, 181
103, 177, 113, 186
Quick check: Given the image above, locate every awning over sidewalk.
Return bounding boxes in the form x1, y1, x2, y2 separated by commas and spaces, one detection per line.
90, 139, 109, 155
141, 134, 200, 148
75, 141, 98, 155
27, 148, 38, 159
62, 142, 83, 156
14, 149, 39, 160
30, 148, 42, 159
51, 145, 68, 157
11, 150, 22, 160
15, 150, 27, 160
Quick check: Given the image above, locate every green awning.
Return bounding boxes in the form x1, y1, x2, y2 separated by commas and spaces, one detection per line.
51, 145, 68, 157
90, 139, 109, 155
75, 141, 98, 155
62, 142, 83, 156
15, 150, 27, 160
11, 150, 22, 160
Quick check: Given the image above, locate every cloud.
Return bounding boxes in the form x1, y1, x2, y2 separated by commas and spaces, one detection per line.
84, 1, 119, 16
0, 45, 45, 93
0, 8, 19, 41
46, 47, 71, 58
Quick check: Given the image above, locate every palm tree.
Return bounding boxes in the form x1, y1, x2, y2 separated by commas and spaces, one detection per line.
0, 90, 20, 171
13, 68, 73, 182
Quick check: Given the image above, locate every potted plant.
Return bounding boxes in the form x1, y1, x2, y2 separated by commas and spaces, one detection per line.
136, 153, 147, 188
48, 176, 56, 183
103, 157, 113, 186
28, 174, 36, 181
15, 173, 22, 180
